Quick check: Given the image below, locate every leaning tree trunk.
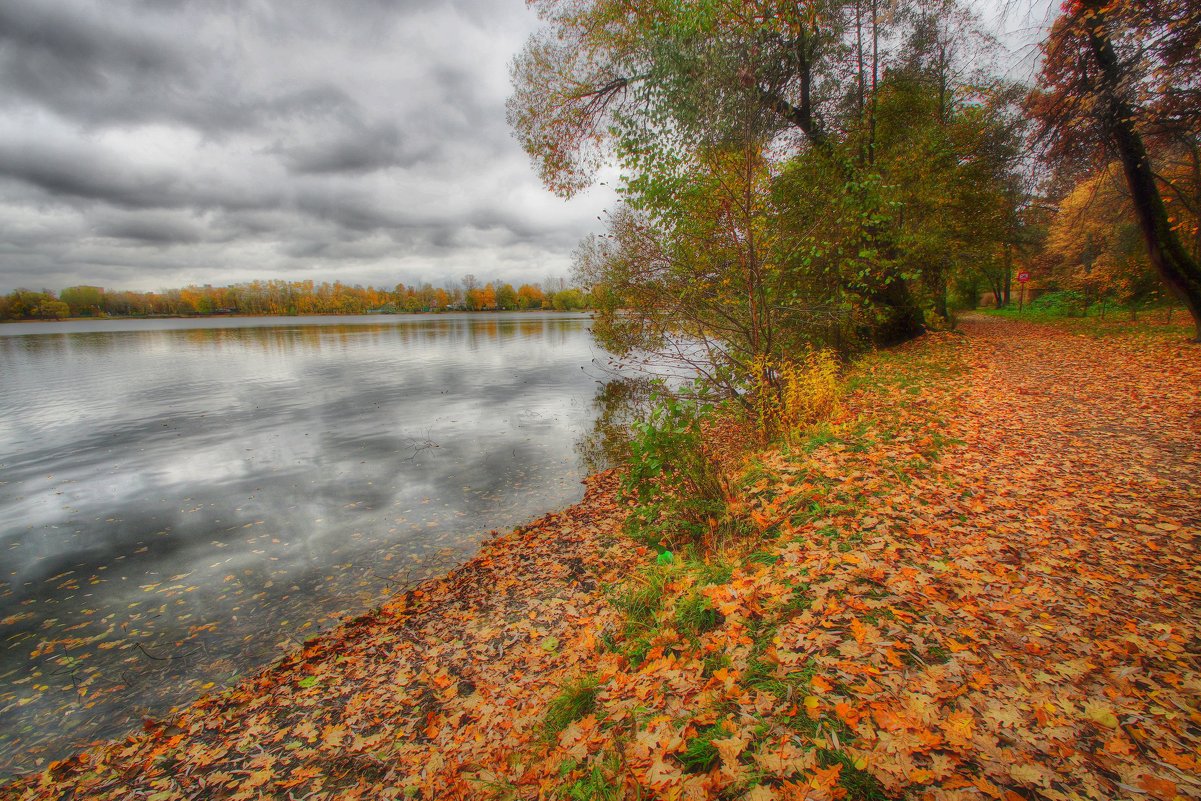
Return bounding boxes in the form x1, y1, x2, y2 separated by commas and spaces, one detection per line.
1086, 7, 1201, 340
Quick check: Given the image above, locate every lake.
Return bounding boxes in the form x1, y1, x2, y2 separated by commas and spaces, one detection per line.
0, 312, 614, 774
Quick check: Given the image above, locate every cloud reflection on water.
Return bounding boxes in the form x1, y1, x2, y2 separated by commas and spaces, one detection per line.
0, 312, 607, 774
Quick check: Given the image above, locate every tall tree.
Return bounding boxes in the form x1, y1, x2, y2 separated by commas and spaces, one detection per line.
510, 0, 934, 345
1031, 0, 1201, 338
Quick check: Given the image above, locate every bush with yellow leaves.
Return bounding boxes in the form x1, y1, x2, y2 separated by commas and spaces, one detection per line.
750, 350, 840, 439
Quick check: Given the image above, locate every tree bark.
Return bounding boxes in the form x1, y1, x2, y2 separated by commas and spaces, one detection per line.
1002, 246, 1012, 307
1085, 4, 1201, 339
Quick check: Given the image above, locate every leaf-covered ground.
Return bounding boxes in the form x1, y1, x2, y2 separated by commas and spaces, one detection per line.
3, 316, 1198, 800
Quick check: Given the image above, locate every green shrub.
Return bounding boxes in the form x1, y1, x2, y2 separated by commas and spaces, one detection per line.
1026, 289, 1085, 316
621, 394, 732, 548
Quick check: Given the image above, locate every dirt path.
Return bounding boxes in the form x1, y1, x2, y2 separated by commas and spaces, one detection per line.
899, 316, 1201, 797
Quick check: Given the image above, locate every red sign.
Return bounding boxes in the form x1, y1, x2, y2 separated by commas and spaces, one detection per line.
1017, 271, 1031, 284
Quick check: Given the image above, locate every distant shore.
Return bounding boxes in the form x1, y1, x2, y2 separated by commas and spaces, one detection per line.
0, 308, 592, 326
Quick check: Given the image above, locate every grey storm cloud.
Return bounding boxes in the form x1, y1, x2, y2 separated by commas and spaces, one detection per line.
0, 0, 614, 292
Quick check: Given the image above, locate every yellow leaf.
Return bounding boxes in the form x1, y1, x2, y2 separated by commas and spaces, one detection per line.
1085, 702, 1119, 729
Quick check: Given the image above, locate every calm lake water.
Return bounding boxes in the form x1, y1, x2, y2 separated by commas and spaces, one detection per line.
0, 312, 613, 774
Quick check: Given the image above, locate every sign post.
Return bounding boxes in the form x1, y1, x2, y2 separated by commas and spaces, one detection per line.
1017, 270, 1030, 311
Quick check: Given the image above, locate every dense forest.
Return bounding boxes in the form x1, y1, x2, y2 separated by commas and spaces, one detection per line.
508, 0, 1200, 413
0, 277, 592, 320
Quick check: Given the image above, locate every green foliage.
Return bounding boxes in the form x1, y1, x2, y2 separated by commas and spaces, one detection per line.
560, 754, 624, 801
621, 394, 734, 548
59, 285, 105, 317
1027, 290, 1086, 316
674, 591, 722, 638
0, 290, 70, 321
550, 288, 588, 311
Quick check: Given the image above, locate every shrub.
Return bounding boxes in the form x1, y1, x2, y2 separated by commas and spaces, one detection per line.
621, 395, 734, 548
1026, 289, 1085, 316
749, 350, 840, 438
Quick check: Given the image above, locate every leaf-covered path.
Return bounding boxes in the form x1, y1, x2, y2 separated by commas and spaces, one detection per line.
844, 316, 1201, 798
2, 317, 1199, 800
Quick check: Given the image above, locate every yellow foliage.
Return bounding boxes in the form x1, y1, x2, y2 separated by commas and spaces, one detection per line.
750, 350, 839, 438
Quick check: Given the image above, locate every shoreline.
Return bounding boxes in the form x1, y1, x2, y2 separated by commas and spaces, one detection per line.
6, 319, 1197, 799
2, 469, 637, 798
0, 309, 592, 326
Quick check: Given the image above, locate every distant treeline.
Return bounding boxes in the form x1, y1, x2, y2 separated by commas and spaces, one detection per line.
0, 278, 592, 321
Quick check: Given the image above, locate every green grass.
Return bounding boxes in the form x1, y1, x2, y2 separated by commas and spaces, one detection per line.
674, 592, 723, 638
679, 723, 727, 773
558, 753, 625, 801
543, 676, 601, 739
980, 299, 1194, 339
817, 749, 888, 801
612, 569, 668, 630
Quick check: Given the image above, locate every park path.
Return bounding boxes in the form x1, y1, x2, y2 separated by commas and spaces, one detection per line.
838, 316, 1201, 798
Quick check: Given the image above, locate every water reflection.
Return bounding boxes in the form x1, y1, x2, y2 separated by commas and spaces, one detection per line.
575, 376, 659, 474
0, 313, 612, 775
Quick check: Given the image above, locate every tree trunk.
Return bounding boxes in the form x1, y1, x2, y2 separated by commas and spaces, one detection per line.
1086, 5, 1201, 340
871, 277, 924, 345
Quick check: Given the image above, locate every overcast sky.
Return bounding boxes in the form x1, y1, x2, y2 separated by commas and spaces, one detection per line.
0, 0, 1052, 294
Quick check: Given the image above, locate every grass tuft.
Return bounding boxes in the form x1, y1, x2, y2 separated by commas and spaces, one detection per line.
543, 676, 600, 739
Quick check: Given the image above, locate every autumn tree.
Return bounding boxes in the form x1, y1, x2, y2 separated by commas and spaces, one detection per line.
509, 0, 932, 345
0, 289, 64, 320
516, 283, 546, 309
1031, 0, 1201, 338
1043, 164, 1168, 313
579, 138, 784, 400
60, 286, 105, 317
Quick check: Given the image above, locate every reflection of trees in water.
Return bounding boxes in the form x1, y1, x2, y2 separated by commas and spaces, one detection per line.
575, 376, 657, 473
